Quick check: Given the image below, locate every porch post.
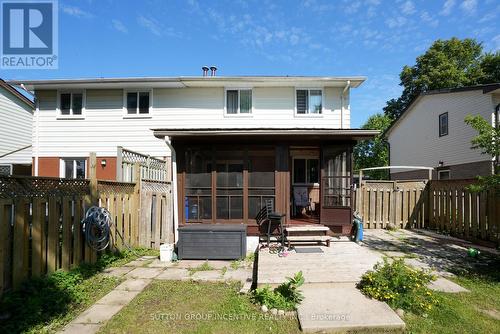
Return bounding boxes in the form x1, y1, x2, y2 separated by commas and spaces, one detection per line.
165, 137, 179, 243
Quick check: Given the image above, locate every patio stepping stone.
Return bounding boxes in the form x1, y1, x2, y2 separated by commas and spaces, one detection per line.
102, 266, 133, 277
125, 267, 164, 279
95, 289, 141, 305
124, 260, 149, 267
155, 268, 190, 280
59, 323, 102, 334
428, 277, 469, 293
297, 283, 405, 333
115, 278, 151, 291
147, 259, 175, 268
191, 270, 224, 282
223, 268, 252, 284
72, 304, 124, 324
175, 259, 232, 269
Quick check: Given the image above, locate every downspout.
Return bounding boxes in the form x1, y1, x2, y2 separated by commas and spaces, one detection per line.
341, 80, 350, 129
165, 136, 179, 243
34, 96, 39, 176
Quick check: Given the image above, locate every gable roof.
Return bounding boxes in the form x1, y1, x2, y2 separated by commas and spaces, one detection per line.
0, 79, 35, 110
383, 83, 500, 138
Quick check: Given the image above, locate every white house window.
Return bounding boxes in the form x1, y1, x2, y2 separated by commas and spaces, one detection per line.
0, 165, 12, 176
59, 92, 83, 116
226, 89, 252, 114
63, 159, 86, 179
126, 91, 150, 114
296, 89, 322, 114
293, 158, 319, 184
438, 170, 450, 180
439, 112, 448, 137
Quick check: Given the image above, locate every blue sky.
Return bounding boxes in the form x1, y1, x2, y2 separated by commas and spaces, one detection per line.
2, 0, 499, 127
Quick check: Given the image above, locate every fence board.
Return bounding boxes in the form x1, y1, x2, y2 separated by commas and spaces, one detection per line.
47, 197, 59, 274
13, 199, 28, 289
31, 198, 43, 277
61, 197, 72, 270
73, 198, 83, 267
0, 200, 11, 293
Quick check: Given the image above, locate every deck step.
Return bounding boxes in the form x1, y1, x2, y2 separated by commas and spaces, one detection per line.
285, 226, 329, 232
286, 235, 332, 241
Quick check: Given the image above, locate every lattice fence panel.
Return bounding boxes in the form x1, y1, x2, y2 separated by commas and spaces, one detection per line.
0, 176, 89, 198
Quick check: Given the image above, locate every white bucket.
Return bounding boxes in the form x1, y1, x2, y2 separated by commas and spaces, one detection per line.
159, 243, 174, 262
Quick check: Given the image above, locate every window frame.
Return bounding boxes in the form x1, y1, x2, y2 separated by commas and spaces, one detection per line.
438, 169, 451, 180
292, 157, 320, 186
224, 88, 253, 117
0, 164, 13, 176
294, 88, 324, 117
123, 89, 153, 118
56, 90, 86, 119
60, 158, 87, 179
439, 112, 448, 137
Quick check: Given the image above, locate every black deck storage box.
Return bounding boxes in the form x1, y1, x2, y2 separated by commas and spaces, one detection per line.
177, 224, 247, 260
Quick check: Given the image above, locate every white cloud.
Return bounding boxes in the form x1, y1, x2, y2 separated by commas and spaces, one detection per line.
420, 11, 439, 27
440, 0, 455, 16
400, 1, 416, 15
344, 1, 361, 14
60, 4, 93, 18
460, 0, 477, 14
385, 16, 407, 28
137, 15, 181, 38
112, 19, 127, 33
478, 12, 496, 23
492, 35, 500, 51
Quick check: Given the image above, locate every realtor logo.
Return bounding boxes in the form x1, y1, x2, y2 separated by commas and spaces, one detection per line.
1, 0, 58, 69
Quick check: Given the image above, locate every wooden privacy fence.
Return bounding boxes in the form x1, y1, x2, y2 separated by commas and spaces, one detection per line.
0, 154, 172, 294
354, 179, 499, 246
354, 180, 428, 229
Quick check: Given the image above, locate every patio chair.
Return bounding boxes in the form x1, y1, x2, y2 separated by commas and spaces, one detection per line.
256, 200, 286, 247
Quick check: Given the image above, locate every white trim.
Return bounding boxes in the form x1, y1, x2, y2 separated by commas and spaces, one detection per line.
0, 164, 13, 176
56, 89, 86, 119
223, 88, 254, 117
123, 89, 153, 118
34, 97, 40, 176
294, 87, 324, 117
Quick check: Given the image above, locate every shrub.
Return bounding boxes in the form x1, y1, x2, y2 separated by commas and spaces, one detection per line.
357, 258, 438, 315
252, 271, 304, 310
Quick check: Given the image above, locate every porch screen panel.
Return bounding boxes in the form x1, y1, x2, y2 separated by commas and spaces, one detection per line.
216, 150, 244, 220
185, 149, 212, 221
322, 148, 351, 207
248, 148, 275, 219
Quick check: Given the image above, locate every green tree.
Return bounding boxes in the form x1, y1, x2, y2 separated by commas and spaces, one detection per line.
354, 113, 392, 180
384, 38, 497, 120
464, 115, 499, 194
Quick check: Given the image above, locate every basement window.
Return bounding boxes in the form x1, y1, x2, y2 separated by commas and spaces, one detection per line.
62, 159, 86, 179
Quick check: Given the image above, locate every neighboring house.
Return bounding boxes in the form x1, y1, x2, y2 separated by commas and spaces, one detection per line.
385, 84, 500, 180
0, 79, 34, 176
13, 72, 377, 236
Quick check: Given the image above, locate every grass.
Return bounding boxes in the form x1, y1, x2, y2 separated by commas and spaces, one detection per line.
188, 261, 214, 275
99, 280, 301, 334
230, 253, 256, 270
0, 248, 158, 334
403, 254, 500, 334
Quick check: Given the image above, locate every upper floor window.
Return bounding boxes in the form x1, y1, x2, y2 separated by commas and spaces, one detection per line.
126, 91, 150, 115
59, 91, 84, 116
439, 112, 448, 137
226, 89, 252, 115
296, 89, 322, 115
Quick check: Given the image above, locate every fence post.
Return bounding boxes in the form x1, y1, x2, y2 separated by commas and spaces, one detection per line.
132, 162, 141, 247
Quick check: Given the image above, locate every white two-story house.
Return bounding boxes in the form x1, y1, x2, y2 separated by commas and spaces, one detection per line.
12, 71, 377, 235
385, 84, 499, 180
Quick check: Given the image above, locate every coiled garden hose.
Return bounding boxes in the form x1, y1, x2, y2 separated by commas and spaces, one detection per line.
82, 206, 112, 251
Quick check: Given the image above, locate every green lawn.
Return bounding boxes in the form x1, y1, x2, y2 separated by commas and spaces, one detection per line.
0, 248, 158, 334
99, 280, 301, 334
404, 261, 500, 334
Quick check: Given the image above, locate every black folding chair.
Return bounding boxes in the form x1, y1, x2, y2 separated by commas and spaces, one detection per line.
256, 199, 286, 247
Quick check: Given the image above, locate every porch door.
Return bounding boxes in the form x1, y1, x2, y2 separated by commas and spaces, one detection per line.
320, 145, 353, 234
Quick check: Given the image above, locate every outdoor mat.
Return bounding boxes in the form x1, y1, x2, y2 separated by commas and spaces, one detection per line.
294, 247, 324, 253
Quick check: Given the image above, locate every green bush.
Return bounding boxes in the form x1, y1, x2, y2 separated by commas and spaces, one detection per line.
358, 258, 438, 315
252, 271, 304, 310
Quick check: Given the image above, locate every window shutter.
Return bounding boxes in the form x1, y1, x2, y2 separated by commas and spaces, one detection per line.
296, 90, 308, 114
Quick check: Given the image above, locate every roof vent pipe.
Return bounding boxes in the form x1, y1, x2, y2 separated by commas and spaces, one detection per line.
202, 66, 209, 77
210, 66, 217, 76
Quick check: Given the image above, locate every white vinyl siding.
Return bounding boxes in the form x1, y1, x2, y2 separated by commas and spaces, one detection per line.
34, 86, 350, 159
0, 86, 33, 165
388, 90, 495, 172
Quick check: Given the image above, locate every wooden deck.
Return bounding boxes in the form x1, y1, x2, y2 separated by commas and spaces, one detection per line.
257, 239, 382, 286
